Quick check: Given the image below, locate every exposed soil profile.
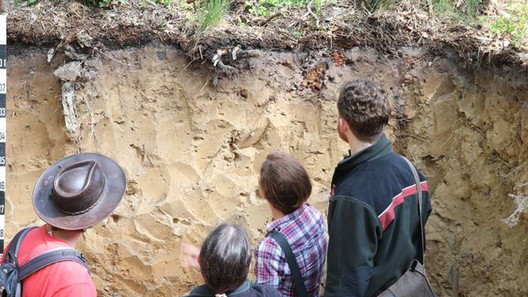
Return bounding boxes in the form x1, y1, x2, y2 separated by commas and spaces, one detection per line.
7, 43, 528, 296
5, 1, 528, 296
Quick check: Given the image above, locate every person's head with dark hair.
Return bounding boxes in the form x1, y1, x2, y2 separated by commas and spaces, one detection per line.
337, 79, 391, 144
259, 152, 312, 216
199, 223, 252, 294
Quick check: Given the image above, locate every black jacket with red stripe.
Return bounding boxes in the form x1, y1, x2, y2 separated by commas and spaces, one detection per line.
324, 134, 432, 297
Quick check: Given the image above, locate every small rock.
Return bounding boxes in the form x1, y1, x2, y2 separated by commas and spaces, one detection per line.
54, 61, 82, 81
82, 69, 98, 80
76, 32, 94, 48
239, 88, 248, 99
47, 48, 55, 63
84, 59, 102, 69
65, 44, 89, 61
156, 51, 167, 60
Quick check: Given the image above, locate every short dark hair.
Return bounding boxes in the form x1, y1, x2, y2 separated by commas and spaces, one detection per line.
259, 152, 312, 214
337, 79, 391, 142
199, 223, 251, 294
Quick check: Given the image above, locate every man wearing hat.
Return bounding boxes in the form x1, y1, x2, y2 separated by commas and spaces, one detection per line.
1, 153, 126, 297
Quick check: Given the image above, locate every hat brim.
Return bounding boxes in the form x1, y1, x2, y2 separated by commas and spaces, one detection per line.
32, 153, 126, 230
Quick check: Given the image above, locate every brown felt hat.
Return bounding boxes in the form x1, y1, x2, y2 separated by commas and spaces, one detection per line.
32, 153, 126, 230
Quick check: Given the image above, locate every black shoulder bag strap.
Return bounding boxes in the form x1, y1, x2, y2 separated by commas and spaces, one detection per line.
268, 231, 309, 297
18, 248, 89, 281
402, 156, 425, 262
4, 227, 90, 282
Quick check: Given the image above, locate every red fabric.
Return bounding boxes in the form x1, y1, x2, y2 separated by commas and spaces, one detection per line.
378, 181, 430, 231
1, 225, 97, 297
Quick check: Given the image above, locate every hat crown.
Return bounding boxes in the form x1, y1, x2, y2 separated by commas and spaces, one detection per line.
52, 160, 106, 215
56, 165, 90, 194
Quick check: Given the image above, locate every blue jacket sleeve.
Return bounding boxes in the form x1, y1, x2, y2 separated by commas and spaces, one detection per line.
324, 196, 382, 297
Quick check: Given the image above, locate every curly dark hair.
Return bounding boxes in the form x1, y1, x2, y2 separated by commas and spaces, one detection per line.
337, 80, 391, 142
199, 223, 252, 294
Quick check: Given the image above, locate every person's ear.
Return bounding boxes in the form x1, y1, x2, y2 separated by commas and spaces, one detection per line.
258, 186, 266, 200
338, 117, 348, 133
337, 117, 350, 143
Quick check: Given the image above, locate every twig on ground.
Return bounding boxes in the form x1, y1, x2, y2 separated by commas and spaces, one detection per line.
180, 58, 198, 75
303, 1, 320, 27
259, 12, 283, 26
199, 77, 210, 94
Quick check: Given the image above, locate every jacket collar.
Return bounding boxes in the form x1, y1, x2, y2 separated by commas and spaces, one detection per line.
332, 134, 393, 185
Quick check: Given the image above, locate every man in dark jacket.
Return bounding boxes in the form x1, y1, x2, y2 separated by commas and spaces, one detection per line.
324, 80, 432, 297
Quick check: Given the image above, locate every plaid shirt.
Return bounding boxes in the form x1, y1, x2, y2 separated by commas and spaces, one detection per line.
254, 204, 327, 297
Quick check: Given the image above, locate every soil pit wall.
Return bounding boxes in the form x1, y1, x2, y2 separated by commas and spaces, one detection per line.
7, 44, 528, 296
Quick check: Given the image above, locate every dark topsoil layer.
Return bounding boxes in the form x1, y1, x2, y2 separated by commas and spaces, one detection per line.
6, 1, 528, 73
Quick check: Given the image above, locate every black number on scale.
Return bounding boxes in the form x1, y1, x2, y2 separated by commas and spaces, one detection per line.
0, 84, 4, 92
0, 108, 4, 117
0, 59, 5, 68
0, 182, 4, 191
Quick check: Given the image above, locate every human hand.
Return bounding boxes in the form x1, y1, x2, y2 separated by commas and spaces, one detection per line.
181, 243, 200, 269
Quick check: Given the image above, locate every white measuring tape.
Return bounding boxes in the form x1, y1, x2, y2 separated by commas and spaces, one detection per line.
0, 14, 6, 257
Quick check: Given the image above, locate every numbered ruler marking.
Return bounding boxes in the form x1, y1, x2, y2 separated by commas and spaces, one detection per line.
0, 69, 5, 94
0, 142, 4, 253
0, 13, 6, 255
0, 118, 4, 143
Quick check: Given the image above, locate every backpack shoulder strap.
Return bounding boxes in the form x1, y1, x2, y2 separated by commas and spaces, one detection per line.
18, 248, 89, 281
268, 231, 308, 297
4, 227, 39, 265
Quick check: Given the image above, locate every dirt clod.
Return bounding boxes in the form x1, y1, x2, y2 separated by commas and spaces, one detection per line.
302, 62, 329, 91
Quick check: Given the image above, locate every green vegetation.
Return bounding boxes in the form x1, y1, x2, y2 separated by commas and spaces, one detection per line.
198, 0, 232, 29
489, 2, 528, 47
428, 0, 481, 18
313, 0, 322, 14
14, 0, 38, 4
247, 0, 281, 17
358, 0, 482, 17
246, 0, 323, 17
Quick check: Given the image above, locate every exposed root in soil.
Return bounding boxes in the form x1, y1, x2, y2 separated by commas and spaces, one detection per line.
502, 182, 528, 227
59, 81, 79, 137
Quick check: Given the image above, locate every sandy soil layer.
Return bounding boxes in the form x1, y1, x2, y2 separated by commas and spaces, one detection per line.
6, 44, 528, 296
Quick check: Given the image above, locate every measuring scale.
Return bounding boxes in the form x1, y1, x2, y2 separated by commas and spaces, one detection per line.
0, 14, 6, 257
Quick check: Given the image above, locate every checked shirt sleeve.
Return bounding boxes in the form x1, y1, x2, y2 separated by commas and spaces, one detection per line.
254, 236, 285, 289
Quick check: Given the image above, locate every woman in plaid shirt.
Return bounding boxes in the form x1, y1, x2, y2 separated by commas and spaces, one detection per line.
254, 153, 327, 297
